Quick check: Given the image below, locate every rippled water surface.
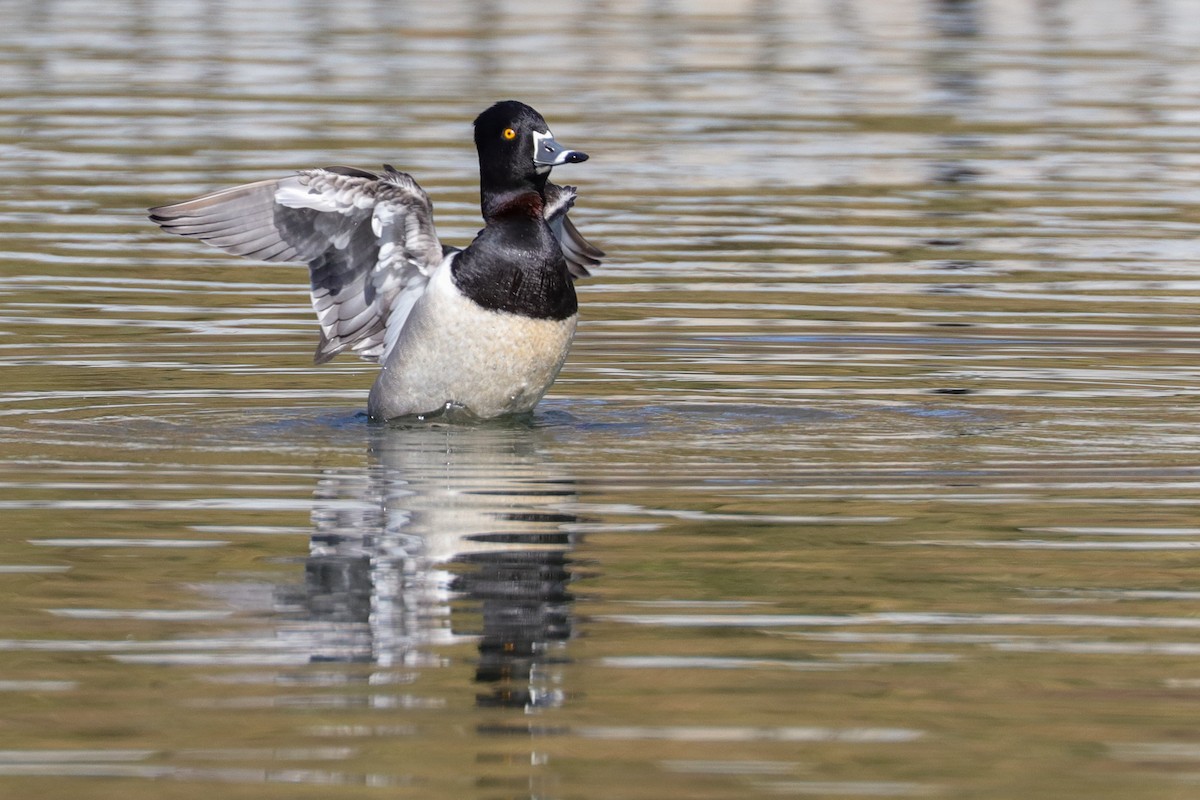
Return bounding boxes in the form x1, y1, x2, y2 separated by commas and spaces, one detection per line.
3, 0, 1200, 797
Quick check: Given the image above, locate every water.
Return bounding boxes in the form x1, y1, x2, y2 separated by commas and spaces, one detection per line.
3, 0, 1200, 797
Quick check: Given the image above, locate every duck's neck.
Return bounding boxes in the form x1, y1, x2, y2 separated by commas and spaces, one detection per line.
482, 188, 545, 223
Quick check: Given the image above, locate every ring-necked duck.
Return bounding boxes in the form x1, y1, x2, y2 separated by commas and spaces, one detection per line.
150, 100, 602, 421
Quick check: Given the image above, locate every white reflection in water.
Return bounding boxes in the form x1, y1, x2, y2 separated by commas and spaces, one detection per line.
1021, 588, 1200, 601
788, 632, 1200, 658
1027, 527, 1200, 536
0, 681, 77, 692
305, 724, 418, 738
186, 694, 444, 710
992, 641, 1200, 656
113, 653, 316, 666
0, 763, 402, 786
0, 750, 154, 763
660, 760, 797, 775
174, 747, 353, 761
576, 727, 924, 743
899, 539, 1200, 549
28, 537, 228, 547
201, 671, 414, 687
570, 504, 894, 525
604, 612, 1200, 629
269, 423, 580, 710
46, 609, 232, 620
1110, 744, 1200, 762
600, 656, 855, 671
0, 565, 70, 573
754, 780, 933, 797
833, 652, 961, 664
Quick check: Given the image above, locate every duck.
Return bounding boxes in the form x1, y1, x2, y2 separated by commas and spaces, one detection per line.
149, 100, 603, 421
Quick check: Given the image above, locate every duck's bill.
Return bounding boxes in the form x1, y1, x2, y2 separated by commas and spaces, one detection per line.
533, 131, 589, 167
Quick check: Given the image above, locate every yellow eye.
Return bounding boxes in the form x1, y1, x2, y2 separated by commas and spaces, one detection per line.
502, 128, 517, 140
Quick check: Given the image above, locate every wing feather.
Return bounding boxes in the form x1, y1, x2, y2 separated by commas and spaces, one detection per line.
150, 166, 442, 364
543, 182, 604, 280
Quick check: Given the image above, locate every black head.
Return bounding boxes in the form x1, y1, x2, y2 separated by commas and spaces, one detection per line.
473, 101, 588, 197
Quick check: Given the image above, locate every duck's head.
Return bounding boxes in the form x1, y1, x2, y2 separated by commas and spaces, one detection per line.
474, 101, 588, 195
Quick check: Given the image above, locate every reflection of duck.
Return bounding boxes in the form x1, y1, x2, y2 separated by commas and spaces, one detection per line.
288, 423, 578, 709
150, 101, 603, 421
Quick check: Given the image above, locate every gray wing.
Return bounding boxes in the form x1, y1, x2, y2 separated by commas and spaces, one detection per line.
149, 165, 442, 364
543, 182, 604, 279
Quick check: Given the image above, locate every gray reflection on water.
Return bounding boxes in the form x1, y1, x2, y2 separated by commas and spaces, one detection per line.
925, 0, 986, 192
283, 422, 578, 710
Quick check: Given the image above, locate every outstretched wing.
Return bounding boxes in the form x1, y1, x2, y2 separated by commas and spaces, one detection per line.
543, 182, 604, 279
149, 165, 442, 364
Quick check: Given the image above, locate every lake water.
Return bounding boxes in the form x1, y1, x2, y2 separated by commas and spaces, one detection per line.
3, 0, 1200, 797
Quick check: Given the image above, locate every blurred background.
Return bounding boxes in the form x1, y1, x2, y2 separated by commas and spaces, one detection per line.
2, 0, 1200, 798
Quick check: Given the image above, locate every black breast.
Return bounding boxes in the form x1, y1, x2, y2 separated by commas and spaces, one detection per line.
452, 212, 578, 321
